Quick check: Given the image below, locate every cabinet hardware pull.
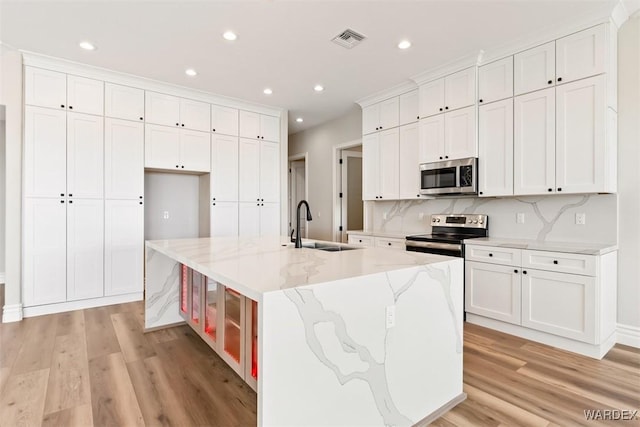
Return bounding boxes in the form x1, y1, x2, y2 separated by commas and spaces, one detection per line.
69, 200, 73, 204
417, 194, 420, 197
213, 203, 216, 206
387, 242, 391, 246
140, 202, 143, 205
445, 106, 449, 110
60, 104, 65, 108
69, 106, 73, 110
439, 108, 443, 112
548, 188, 553, 192
69, 194, 72, 197
548, 80, 553, 85
557, 188, 562, 191
60, 193, 64, 196
439, 156, 443, 160
213, 128, 216, 132
479, 99, 483, 103
257, 135, 260, 138
553, 260, 558, 264
359, 239, 362, 243
140, 196, 143, 199
176, 165, 179, 168
488, 253, 493, 257
380, 126, 383, 129
60, 200, 64, 203
514, 269, 518, 273
181, 124, 185, 127
140, 117, 143, 120
523, 270, 528, 275
445, 156, 449, 159
176, 123, 179, 126
557, 77, 562, 82
479, 191, 483, 195
417, 116, 420, 119
181, 165, 184, 168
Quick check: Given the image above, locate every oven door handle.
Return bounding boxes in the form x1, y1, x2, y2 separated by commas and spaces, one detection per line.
405, 241, 462, 251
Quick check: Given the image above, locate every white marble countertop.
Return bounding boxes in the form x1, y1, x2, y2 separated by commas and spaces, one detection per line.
346, 230, 413, 239
146, 236, 455, 301
463, 237, 617, 255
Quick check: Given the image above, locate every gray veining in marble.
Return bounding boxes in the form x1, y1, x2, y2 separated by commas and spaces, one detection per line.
515, 195, 590, 241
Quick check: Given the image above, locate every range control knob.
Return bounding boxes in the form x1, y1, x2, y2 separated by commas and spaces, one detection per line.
436, 218, 441, 223
467, 220, 472, 224
479, 220, 484, 224
473, 220, 478, 224
432, 218, 436, 222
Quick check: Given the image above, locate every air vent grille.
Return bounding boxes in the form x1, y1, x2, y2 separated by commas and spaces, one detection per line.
331, 29, 366, 49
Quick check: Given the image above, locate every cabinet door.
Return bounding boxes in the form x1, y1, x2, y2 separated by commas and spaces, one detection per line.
556, 75, 605, 193
362, 133, 380, 200
362, 103, 380, 135
479, 99, 513, 197
179, 129, 211, 172
67, 199, 104, 301
238, 138, 260, 202
104, 199, 143, 296
418, 114, 445, 163
211, 135, 239, 201
145, 124, 180, 169
556, 24, 606, 84
379, 128, 399, 200
23, 198, 67, 306
145, 92, 180, 127
105, 83, 145, 121
24, 67, 66, 109
180, 98, 210, 132
514, 42, 555, 96
379, 97, 399, 130
105, 118, 144, 199
211, 202, 239, 237
419, 79, 445, 118
260, 203, 280, 236
399, 123, 420, 199
211, 105, 239, 136
479, 57, 514, 104
259, 141, 280, 202
514, 88, 555, 195
445, 67, 476, 111
260, 115, 280, 142
399, 90, 419, 126
67, 75, 104, 115
522, 269, 595, 343
24, 106, 67, 198
238, 202, 260, 237
239, 111, 261, 139
465, 261, 521, 325
67, 112, 104, 199
445, 106, 476, 160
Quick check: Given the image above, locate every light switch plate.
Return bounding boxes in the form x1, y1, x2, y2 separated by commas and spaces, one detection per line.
517, 213, 525, 224
576, 213, 586, 225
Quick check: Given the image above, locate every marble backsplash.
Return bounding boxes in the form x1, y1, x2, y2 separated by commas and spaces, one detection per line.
368, 194, 618, 244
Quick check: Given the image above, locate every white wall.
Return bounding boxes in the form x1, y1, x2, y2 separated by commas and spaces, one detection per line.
288, 106, 362, 241
0, 116, 6, 279
144, 172, 201, 240
617, 13, 640, 330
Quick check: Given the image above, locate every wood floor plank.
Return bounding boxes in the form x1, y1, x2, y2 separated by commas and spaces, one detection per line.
42, 403, 93, 427
88, 352, 144, 427
0, 319, 25, 370
84, 307, 121, 360
145, 327, 183, 344
0, 368, 49, 427
43, 332, 91, 415
56, 310, 85, 337
11, 314, 58, 375
111, 312, 156, 363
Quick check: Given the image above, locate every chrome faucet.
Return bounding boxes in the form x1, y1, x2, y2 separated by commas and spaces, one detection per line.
294, 200, 313, 248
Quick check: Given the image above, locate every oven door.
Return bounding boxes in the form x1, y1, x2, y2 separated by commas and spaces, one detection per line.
405, 240, 463, 257
420, 158, 477, 196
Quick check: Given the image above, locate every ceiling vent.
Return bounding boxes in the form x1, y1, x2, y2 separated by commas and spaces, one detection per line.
331, 29, 366, 49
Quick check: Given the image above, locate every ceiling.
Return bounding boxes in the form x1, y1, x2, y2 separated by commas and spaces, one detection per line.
0, 0, 618, 134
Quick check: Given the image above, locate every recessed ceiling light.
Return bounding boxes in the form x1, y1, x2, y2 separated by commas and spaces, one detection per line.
296, 117, 303, 123
314, 85, 324, 92
223, 31, 238, 41
398, 40, 412, 50
79, 41, 96, 51
185, 68, 197, 77
263, 88, 273, 95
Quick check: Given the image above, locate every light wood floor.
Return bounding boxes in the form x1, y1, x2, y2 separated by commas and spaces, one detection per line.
0, 300, 638, 427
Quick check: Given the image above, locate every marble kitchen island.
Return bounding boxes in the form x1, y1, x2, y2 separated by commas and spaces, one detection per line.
145, 236, 465, 426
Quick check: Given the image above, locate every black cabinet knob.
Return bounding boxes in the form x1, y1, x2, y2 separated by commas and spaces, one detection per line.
213, 128, 216, 132
181, 165, 184, 169
479, 99, 483, 103
557, 77, 562, 82
557, 188, 562, 192
261, 198, 264, 201
439, 156, 443, 160
417, 116, 420, 119
380, 126, 383, 129
445, 106, 449, 110
375, 127, 379, 131
439, 108, 443, 111
257, 135, 260, 138
60, 104, 65, 108
213, 197, 216, 201
489, 253, 493, 257
140, 117, 143, 120
548, 188, 553, 192
261, 203, 264, 206
417, 194, 420, 197
213, 203, 216, 206
60, 200, 64, 203
69, 200, 73, 204
514, 269, 518, 273
359, 239, 362, 243
176, 165, 179, 168
139, 196, 143, 199
553, 260, 558, 264
257, 203, 259, 206
69, 194, 72, 197
257, 198, 260, 201
523, 270, 528, 275
181, 124, 185, 127
139, 201, 143, 205
60, 193, 64, 197
548, 80, 553, 85
387, 242, 391, 246
445, 156, 449, 159
379, 196, 383, 199
261, 136, 264, 139
69, 106, 73, 110
479, 191, 483, 195
176, 123, 179, 126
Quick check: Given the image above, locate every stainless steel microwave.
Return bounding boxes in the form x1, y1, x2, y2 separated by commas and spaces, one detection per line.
419, 157, 477, 196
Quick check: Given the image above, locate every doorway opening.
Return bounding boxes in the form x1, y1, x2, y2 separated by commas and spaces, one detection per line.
288, 153, 308, 239
337, 145, 363, 242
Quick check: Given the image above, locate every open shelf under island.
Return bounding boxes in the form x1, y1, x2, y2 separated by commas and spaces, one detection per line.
144, 236, 465, 426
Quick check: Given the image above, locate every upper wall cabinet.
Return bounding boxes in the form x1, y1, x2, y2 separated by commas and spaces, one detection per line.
556, 24, 606, 85
144, 124, 210, 173
399, 90, 419, 126
514, 42, 556, 96
105, 83, 145, 122
362, 97, 400, 135
239, 111, 280, 142
180, 98, 211, 132
145, 92, 211, 131
212, 105, 239, 136
419, 67, 475, 118
67, 75, 104, 115
25, 67, 103, 115
479, 57, 513, 104
105, 118, 144, 199
478, 98, 514, 197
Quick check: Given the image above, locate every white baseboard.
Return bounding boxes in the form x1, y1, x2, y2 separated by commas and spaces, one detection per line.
0, 272, 5, 284
617, 323, 640, 348
2, 303, 23, 323
22, 293, 143, 318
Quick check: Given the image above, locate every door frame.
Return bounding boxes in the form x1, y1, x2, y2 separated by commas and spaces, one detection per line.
332, 139, 362, 242
340, 150, 363, 243
288, 153, 308, 238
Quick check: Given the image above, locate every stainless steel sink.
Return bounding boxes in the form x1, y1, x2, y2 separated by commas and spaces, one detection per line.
299, 242, 361, 252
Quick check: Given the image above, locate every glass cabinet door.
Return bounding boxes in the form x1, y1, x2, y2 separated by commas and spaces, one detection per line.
204, 279, 218, 342
180, 264, 188, 316
191, 270, 203, 325
224, 288, 242, 363
251, 299, 258, 380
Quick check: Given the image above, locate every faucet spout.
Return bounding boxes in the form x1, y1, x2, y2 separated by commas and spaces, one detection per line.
295, 200, 312, 248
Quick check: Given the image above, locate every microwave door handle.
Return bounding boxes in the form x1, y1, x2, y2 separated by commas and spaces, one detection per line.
455, 165, 461, 188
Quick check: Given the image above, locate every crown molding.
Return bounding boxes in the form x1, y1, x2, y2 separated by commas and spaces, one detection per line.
355, 80, 417, 108
410, 53, 479, 85
21, 51, 285, 117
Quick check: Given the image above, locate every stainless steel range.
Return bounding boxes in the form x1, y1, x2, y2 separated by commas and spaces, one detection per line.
405, 214, 488, 257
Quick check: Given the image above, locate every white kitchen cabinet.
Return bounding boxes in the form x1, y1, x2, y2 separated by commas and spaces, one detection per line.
399, 90, 419, 126
211, 202, 239, 237
105, 118, 144, 200
260, 115, 280, 142
105, 83, 145, 122
465, 261, 521, 325
67, 199, 104, 301
479, 56, 514, 104
521, 269, 595, 343
66, 75, 104, 116
67, 112, 104, 199
347, 234, 374, 247
362, 103, 379, 135
374, 236, 405, 250
479, 99, 513, 197
362, 98, 400, 135
180, 98, 210, 132
239, 111, 280, 142
398, 122, 421, 199
144, 124, 180, 169
211, 105, 239, 136
239, 138, 260, 202
238, 203, 260, 237
362, 133, 380, 201
514, 42, 555, 96
445, 106, 477, 161
445, 67, 476, 111
418, 114, 445, 164
419, 78, 445, 119
362, 129, 398, 200
24, 106, 67, 198
179, 129, 211, 172
556, 24, 606, 85
104, 199, 144, 296
145, 92, 181, 127
23, 198, 67, 306
514, 87, 555, 195
211, 134, 239, 202
259, 203, 280, 236
24, 67, 67, 110
259, 141, 280, 203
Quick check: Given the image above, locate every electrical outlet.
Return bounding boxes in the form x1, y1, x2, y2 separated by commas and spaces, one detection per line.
385, 305, 396, 329
163, 211, 170, 220
576, 213, 586, 225
517, 213, 525, 224
383, 211, 388, 220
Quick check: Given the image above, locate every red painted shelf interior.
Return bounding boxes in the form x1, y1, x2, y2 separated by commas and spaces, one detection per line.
251, 299, 258, 379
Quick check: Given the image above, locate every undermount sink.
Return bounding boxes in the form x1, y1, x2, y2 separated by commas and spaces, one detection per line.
298, 242, 361, 252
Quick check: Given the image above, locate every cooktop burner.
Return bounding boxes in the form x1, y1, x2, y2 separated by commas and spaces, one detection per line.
405, 214, 488, 257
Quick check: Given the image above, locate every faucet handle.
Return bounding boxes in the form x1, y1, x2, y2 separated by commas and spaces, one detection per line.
290, 229, 295, 243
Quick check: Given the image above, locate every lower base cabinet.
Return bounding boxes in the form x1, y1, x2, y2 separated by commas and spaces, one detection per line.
465, 261, 521, 325
179, 265, 258, 390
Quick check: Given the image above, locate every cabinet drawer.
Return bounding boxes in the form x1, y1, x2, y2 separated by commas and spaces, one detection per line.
465, 245, 521, 266
522, 250, 596, 276
348, 235, 374, 247
374, 237, 405, 250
